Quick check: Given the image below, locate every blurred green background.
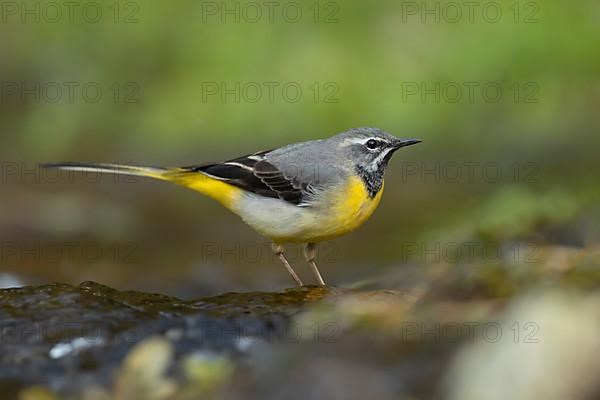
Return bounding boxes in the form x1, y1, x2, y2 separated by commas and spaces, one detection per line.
1, 0, 599, 296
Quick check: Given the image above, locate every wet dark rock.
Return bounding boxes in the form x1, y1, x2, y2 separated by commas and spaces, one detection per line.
3, 253, 600, 399
0, 281, 335, 397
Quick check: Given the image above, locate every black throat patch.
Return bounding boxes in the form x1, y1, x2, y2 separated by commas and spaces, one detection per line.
355, 164, 385, 198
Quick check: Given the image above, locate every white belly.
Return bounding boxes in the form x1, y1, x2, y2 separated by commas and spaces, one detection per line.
232, 192, 323, 243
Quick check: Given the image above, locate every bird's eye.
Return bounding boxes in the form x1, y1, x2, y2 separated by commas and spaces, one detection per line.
366, 139, 379, 149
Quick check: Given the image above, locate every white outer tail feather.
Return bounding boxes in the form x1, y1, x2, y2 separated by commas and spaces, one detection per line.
41, 162, 170, 180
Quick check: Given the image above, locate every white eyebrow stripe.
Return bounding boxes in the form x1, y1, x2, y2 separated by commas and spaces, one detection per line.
342, 137, 389, 146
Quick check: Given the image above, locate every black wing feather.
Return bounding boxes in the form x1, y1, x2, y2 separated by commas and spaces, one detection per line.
183, 152, 304, 205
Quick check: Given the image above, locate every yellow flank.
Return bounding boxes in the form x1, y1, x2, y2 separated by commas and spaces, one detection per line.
163, 170, 243, 211
308, 175, 384, 242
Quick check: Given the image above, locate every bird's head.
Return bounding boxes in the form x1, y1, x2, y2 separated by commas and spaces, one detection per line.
332, 127, 421, 175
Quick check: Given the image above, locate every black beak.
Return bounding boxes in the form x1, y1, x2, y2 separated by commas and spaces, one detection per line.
393, 138, 422, 150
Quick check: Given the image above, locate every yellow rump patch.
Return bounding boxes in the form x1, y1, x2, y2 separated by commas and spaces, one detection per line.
164, 171, 243, 211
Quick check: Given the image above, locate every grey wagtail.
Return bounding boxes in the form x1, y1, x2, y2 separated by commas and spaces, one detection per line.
43, 127, 421, 286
